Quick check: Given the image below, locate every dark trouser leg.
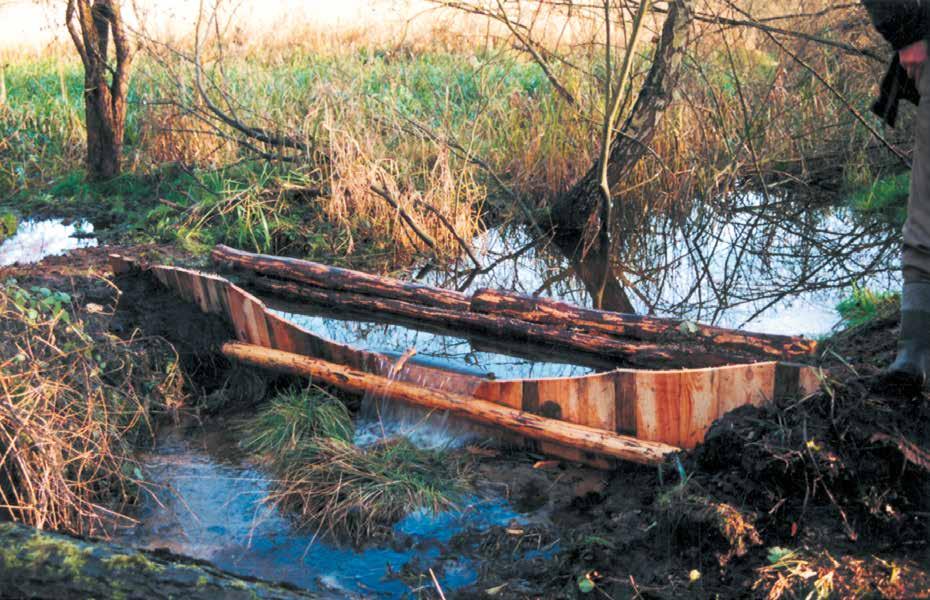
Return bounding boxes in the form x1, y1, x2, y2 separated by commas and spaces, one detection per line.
903, 71, 930, 284
887, 73, 930, 390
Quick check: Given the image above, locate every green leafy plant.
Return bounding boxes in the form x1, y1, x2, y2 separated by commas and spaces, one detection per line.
835, 285, 898, 329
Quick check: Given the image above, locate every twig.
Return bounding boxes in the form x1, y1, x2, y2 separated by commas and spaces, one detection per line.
368, 184, 439, 253
411, 197, 483, 269
429, 568, 448, 600
724, 1, 911, 170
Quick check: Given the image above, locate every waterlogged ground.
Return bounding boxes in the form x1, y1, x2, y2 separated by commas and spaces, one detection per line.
113, 421, 540, 598
410, 195, 900, 338
0, 219, 96, 266
0, 194, 913, 598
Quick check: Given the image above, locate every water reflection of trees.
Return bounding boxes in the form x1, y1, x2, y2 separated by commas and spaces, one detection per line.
417, 192, 900, 334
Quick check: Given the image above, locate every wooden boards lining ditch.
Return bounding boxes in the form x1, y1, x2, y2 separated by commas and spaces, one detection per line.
472, 361, 818, 451
111, 255, 488, 398
110, 254, 823, 465
222, 341, 680, 466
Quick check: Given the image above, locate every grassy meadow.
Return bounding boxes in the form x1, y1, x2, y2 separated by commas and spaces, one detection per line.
0, 2, 907, 268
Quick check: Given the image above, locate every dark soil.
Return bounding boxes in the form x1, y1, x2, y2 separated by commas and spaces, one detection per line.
3, 247, 929, 599
446, 321, 930, 599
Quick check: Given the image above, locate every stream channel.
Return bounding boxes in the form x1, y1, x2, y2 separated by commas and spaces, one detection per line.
0, 194, 902, 597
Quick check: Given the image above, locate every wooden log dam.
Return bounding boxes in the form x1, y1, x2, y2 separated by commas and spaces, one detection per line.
109, 245, 821, 467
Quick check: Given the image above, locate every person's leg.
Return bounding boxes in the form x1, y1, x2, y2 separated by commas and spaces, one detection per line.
886, 71, 930, 388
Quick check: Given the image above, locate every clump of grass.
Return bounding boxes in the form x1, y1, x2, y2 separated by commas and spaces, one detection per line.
0, 278, 186, 535
240, 386, 354, 457
267, 437, 469, 542
240, 387, 468, 541
848, 173, 909, 224
835, 285, 899, 329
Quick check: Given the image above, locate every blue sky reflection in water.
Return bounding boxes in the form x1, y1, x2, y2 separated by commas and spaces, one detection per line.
0, 219, 96, 266
115, 427, 536, 598
411, 195, 900, 338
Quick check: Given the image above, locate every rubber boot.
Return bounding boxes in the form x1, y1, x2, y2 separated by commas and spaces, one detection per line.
884, 282, 930, 392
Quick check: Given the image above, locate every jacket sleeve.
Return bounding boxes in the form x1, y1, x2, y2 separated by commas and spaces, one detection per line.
863, 0, 930, 50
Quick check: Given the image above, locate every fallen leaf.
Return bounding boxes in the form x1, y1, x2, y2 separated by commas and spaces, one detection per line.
485, 584, 507, 596
505, 528, 525, 536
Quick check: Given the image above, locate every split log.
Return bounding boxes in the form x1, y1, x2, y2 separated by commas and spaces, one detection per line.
212, 244, 469, 311
253, 276, 744, 369
0, 522, 317, 600
221, 341, 679, 465
470, 289, 817, 360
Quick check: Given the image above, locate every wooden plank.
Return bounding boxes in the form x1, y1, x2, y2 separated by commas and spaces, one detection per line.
108, 254, 136, 274
634, 371, 681, 446
615, 372, 637, 435
798, 366, 821, 395
678, 367, 719, 449
581, 374, 616, 432
223, 342, 680, 465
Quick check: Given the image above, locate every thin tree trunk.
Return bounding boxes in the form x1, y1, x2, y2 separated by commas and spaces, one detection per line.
549, 0, 693, 236
66, 0, 132, 180
222, 341, 679, 465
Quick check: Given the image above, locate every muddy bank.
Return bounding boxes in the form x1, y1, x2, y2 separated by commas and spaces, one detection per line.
451, 347, 930, 598
2, 246, 929, 599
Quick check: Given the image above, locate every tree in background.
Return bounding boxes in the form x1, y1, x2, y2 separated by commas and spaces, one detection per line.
65, 0, 132, 180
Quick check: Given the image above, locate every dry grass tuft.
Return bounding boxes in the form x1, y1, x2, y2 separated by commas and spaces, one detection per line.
134, 104, 236, 168
755, 549, 930, 600
0, 278, 185, 536
267, 436, 469, 542
240, 386, 469, 542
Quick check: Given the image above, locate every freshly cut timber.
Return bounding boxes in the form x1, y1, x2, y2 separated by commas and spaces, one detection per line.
251, 275, 742, 369
213, 244, 816, 367
0, 522, 318, 600
222, 341, 679, 465
212, 244, 469, 311
110, 253, 821, 467
470, 289, 817, 360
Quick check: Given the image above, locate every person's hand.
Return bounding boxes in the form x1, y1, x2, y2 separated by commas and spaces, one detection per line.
900, 40, 929, 83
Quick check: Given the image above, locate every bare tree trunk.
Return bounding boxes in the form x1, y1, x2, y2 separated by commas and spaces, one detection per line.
549, 0, 693, 237
66, 0, 132, 180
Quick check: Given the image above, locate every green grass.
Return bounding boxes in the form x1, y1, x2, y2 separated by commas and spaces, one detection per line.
0, 210, 17, 241
240, 386, 354, 458
847, 173, 909, 224
835, 285, 899, 329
